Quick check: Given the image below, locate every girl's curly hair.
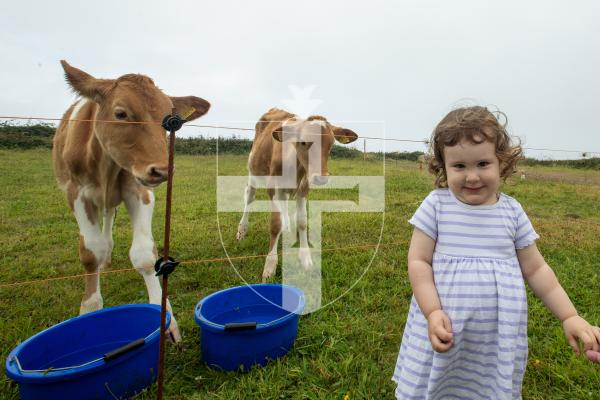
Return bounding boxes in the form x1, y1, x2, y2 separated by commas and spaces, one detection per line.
428, 106, 522, 188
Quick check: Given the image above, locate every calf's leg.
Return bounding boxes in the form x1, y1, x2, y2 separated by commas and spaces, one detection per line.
236, 181, 256, 240
262, 189, 282, 282
72, 189, 108, 314
296, 193, 312, 269
124, 188, 181, 343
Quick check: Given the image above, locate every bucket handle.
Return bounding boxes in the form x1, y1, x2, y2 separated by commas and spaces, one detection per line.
103, 338, 146, 362
10, 327, 159, 374
224, 322, 257, 331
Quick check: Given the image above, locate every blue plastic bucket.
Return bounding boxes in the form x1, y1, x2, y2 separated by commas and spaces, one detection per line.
194, 284, 305, 371
5, 304, 170, 400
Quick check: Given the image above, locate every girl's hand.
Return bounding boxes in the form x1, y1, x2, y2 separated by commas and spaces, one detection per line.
562, 316, 600, 355
587, 350, 600, 363
427, 309, 453, 353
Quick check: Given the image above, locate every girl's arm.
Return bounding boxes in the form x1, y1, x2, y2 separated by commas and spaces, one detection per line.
408, 228, 440, 317
408, 228, 453, 352
517, 243, 600, 355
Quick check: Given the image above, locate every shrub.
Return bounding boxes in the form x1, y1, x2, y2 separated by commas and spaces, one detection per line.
0, 122, 55, 149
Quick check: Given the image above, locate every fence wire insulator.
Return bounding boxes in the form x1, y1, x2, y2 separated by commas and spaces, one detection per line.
161, 114, 185, 132
154, 256, 179, 277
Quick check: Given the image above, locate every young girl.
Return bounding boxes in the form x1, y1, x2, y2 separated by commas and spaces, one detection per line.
392, 106, 600, 399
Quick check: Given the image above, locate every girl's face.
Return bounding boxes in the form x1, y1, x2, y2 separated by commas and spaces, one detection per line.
443, 137, 501, 205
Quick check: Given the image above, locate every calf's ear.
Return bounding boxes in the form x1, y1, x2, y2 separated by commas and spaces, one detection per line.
332, 126, 358, 144
60, 60, 113, 103
170, 96, 211, 121
272, 126, 284, 142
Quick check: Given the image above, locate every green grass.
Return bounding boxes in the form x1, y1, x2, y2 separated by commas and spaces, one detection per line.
1, 149, 599, 399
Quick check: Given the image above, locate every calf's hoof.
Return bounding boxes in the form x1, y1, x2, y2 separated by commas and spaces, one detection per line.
167, 317, 182, 344
299, 248, 313, 270
262, 255, 278, 282
236, 224, 247, 241
79, 293, 103, 315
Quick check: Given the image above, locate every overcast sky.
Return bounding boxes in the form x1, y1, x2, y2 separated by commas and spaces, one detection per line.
2, 0, 600, 159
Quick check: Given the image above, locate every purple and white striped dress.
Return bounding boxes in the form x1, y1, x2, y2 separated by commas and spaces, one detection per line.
393, 188, 539, 400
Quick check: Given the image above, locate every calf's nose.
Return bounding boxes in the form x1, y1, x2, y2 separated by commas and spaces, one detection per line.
146, 165, 169, 183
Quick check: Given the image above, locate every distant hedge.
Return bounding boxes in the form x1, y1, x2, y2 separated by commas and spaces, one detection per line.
174, 135, 252, 155
3, 124, 596, 168
520, 157, 600, 170
0, 122, 55, 149
173, 135, 365, 158
381, 151, 424, 161
0, 123, 363, 158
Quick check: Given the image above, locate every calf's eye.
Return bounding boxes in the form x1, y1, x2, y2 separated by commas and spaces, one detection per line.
115, 110, 127, 120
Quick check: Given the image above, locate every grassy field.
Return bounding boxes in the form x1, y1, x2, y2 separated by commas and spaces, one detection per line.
1, 149, 599, 399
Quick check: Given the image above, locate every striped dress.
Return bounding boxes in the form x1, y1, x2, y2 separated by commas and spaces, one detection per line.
393, 188, 539, 400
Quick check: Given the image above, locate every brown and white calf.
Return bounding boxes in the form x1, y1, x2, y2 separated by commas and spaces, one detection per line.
52, 61, 210, 341
236, 108, 358, 282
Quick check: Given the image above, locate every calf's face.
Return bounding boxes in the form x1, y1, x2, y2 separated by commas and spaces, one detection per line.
61, 60, 210, 187
272, 117, 358, 185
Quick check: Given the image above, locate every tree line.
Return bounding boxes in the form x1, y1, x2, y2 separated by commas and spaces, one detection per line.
0, 123, 367, 159
2, 123, 599, 169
